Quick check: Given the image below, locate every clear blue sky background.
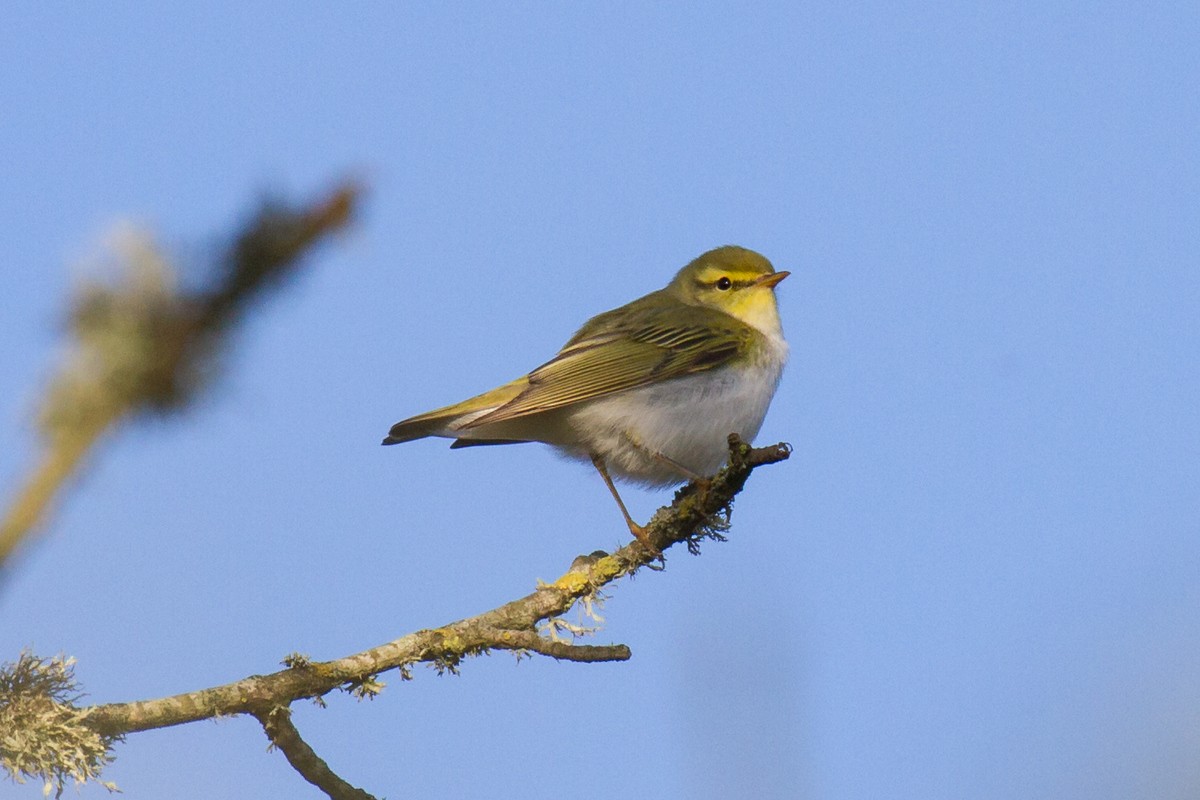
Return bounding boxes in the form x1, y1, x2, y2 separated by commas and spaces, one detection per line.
3, 4, 1198, 798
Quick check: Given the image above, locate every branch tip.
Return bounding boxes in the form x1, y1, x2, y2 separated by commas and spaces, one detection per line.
485, 629, 631, 663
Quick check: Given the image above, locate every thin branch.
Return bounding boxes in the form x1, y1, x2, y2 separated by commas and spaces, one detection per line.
481, 628, 632, 662
0, 183, 361, 572
77, 435, 788, 739
254, 706, 376, 800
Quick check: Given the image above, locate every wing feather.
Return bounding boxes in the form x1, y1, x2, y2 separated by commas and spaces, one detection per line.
464, 303, 754, 428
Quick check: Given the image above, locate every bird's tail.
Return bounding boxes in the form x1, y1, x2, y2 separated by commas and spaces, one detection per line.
381, 376, 530, 445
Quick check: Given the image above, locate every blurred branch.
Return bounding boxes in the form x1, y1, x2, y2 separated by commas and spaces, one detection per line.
0, 183, 361, 572
1, 436, 789, 797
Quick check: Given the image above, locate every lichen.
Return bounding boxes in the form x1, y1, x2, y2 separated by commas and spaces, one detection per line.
0, 651, 118, 797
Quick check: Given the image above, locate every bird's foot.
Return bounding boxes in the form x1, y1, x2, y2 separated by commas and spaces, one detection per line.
626, 521, 663, 558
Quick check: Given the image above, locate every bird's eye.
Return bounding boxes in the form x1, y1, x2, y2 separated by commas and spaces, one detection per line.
716, 277, 732, 291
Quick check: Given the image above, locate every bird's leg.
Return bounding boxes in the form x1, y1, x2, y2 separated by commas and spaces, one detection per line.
650, 450, 710, 489
621, 432, 713, 492
590, 455, 656, 548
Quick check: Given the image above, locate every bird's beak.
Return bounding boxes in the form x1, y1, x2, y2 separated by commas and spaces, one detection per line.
754, 270, 790, 289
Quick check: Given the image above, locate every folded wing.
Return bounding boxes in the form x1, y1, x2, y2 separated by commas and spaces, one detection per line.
464, 304, 755, 428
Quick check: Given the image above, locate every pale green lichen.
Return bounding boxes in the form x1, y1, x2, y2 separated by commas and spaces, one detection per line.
344, 676, 386, 701
0, 651, 118, 797
281, 652, 313, 669
539, 558, 616, 642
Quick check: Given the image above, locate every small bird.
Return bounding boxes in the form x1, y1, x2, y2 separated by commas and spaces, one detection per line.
383, 245, 789, 545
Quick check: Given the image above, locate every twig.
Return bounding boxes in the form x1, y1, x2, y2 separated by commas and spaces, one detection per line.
481, 628, 632, 662
254, 706, 376, 800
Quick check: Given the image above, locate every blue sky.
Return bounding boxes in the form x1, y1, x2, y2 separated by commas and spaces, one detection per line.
2, 3, 1198, 798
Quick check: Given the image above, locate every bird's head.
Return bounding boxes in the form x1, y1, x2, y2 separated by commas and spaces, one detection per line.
668, 245, 789, 336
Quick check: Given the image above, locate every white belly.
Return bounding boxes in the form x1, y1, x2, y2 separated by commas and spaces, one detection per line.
564, 341, 786, 486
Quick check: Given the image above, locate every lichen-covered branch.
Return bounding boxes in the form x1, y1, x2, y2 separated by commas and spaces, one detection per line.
0, 183, 361, 572
78, 435, 787, 741
0, 436, 787, 800
2, 436, 787, 797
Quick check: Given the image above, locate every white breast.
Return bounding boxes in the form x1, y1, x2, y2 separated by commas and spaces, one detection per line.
565, 334, 787, 486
